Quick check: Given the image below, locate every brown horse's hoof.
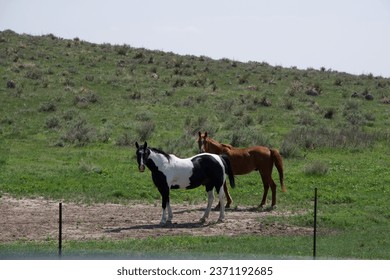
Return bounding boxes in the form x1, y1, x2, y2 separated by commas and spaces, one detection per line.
258, 205, 274, 212
262, 205, 276, 212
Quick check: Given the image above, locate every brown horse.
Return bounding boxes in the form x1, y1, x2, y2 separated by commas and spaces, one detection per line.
197, 132, 286, 209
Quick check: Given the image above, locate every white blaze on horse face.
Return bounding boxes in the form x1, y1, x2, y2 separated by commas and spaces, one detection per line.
200, 139, 206, 153
138, 152, 145, 172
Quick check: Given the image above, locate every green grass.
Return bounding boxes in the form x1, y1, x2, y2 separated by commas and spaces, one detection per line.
1, 30, 390, 259
2, 231, 389, 259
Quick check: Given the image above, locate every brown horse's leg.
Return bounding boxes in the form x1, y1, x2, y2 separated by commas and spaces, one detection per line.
270, 178, 277, 208
259, 172, 269, 208
215, 182, 232, 209
224, 182, 232, 208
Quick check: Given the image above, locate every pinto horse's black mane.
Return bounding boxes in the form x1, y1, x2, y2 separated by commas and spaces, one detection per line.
149, 147, 171, 161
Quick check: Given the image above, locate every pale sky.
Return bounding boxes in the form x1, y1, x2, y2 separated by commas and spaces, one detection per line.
1, 0, 390, 77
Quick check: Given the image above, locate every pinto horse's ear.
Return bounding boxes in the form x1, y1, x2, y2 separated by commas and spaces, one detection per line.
135, 142, 139, 149
198, 131, 201, 137
144, 141, 147, 149
204, 132, 208, 138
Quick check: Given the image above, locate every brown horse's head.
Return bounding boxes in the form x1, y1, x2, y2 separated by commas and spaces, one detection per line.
197, 131, 208, 153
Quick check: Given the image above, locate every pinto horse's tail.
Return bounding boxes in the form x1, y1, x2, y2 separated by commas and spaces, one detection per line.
270, 148, 286, 192
220, 154, 235, 188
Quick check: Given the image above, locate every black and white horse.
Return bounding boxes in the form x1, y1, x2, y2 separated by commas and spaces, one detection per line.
135, 142, 235, 225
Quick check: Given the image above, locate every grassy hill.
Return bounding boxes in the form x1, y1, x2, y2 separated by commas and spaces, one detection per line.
1, 29, 390, 259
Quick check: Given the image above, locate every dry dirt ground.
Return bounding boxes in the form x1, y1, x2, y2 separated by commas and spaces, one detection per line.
0, 195, 312, 242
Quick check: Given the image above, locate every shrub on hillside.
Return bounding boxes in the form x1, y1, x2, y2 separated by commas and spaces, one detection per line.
283, 126, 376, 150
324, 107, 336, 119
280, 141, 301, 158
297, 111, 316, 126
39, 101, 56, 112
229, 128, 271, 147
285, 81, 303, 96
116, 132, 134, 147
172, 78, 185, 88
304, 161, 329, 176
61, 119, 96, 146
135, 121, 155, 141
282, 98, 295, 110
73, 90, 99, 108
25, 69, 43, 80
45, 116, 61, 129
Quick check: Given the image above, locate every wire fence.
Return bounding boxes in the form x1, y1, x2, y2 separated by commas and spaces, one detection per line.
0, 189, 319, 259
1, 199, 157, 247
0, 200, 159, 258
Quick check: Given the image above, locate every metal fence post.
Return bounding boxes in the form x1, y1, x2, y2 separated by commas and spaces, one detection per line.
59, 202, 62, 258
313, 188, 318, 260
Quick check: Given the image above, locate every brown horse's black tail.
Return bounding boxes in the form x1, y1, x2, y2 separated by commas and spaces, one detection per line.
270, 149, 286, 192
220, 154, 235, 188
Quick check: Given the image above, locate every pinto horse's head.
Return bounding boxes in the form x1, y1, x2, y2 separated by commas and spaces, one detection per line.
135, 141, 149, 172
197, 131, 208, 153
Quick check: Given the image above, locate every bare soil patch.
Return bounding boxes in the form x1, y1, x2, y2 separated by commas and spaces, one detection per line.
0, 195, 312, 242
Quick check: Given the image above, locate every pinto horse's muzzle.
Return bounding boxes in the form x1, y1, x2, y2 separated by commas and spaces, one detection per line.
138, 164, 145, 172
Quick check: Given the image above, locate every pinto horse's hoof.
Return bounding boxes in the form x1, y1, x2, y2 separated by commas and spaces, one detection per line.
217, 218, 224, 223
199, 217, 206, 223
160, 220, 173, 227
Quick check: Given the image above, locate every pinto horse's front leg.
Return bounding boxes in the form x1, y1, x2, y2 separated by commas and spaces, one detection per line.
160, 189, 172, 225
160, 207, 167, 225
167, 202, 173, 222
214, 182, 232, 210
160, 202, 173, 225
200, 190, 214, 223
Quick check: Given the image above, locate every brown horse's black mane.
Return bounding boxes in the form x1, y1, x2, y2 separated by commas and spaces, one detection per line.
208, 137, 233, 149
150, 147, 171, 161
220, 143, 233, 149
